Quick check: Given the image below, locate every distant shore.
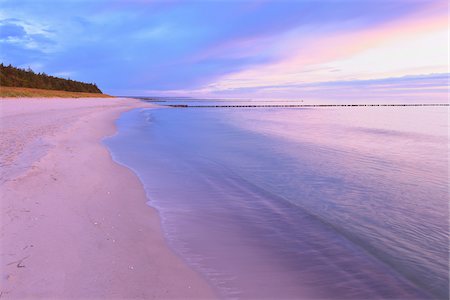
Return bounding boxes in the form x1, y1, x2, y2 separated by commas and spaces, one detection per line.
0, 98, 215, 298
0, 87, 113, 98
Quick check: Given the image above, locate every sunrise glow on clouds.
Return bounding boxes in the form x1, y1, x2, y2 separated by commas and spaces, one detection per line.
198, 2, 448, 101
0, 0, 448, 101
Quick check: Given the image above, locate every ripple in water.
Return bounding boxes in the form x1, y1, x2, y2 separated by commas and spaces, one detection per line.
105, 105, 448, 299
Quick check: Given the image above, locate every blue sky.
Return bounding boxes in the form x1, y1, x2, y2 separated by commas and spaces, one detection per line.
0, 0, 447, 101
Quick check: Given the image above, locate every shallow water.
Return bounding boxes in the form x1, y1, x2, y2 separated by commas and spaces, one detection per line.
105, 104, 448, 299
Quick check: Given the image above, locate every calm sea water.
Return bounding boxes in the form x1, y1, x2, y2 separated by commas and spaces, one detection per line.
105, 102, 449, 299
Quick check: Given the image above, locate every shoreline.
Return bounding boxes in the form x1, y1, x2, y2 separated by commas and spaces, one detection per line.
0, 98, 215, 299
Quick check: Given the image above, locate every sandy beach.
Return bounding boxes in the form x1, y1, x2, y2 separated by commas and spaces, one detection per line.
0, 98, 215, 299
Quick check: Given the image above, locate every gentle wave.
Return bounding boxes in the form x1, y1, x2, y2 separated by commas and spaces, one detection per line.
105, 105, 448, 299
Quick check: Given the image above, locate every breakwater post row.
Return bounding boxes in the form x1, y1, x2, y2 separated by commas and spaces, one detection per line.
167, 103, 449, 108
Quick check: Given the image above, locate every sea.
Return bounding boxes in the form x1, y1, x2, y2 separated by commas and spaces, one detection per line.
104, 99, 449, 299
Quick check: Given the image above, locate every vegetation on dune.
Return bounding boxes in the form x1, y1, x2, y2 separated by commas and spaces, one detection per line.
0, 86, 113, 98
0, 63, 103, 94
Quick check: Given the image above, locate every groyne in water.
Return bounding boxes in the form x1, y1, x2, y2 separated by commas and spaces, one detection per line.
168, 103, 449, 108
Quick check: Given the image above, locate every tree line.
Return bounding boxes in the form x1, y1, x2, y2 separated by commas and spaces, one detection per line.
0, 63, 103, 93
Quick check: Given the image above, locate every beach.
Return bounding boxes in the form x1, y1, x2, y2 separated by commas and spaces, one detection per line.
0, 98, 215, 299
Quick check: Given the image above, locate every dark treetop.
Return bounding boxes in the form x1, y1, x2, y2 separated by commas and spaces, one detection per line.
0, 64, 102, 94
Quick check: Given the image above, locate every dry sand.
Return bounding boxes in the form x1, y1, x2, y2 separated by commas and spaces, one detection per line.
0, 98, 215, 299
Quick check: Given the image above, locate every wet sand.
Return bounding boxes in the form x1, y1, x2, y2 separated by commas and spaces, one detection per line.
0, 98, 215, 299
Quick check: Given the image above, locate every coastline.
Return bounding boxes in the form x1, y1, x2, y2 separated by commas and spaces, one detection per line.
0, 98, 215, 299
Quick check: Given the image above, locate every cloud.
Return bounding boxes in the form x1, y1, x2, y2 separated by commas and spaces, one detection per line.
196, 73, 449, 103
308, 73, 449, 90
0, 19, 56, 55
0, 0, 447, 101
203, 1, 447, 97
0, 22, 26, 38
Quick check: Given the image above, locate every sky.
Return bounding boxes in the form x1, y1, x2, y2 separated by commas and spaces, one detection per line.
0, 0, 448, 101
